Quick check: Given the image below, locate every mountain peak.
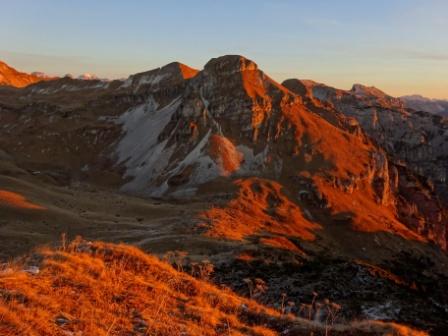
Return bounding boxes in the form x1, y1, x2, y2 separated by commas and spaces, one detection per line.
121, 61, 198, 91
204, 55, 258, 74
350, 83, 388, 98
0, 60, 53, 88
163, 62, 199, 79
78, 73, 100, 80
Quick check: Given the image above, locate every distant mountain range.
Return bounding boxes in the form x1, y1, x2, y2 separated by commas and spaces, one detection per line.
401, 94, 448, 116
0, 61, 105, 87
2, 58, 447, 116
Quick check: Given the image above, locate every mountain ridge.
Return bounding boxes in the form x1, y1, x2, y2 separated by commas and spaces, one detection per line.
0, 54, 445, 247
1, 55, 448, 332
401, 94, 448, 116
0, 60, 54, 88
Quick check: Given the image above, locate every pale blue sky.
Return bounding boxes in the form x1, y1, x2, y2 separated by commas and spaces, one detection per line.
1, 0, 447, 98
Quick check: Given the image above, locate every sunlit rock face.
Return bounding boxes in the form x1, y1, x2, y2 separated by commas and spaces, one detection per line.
114, 55, 391, 203
283, 79, 448, 197
284, 79, 448, 248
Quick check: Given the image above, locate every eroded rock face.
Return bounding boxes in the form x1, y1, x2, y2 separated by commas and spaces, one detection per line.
283, 79, 448, 248
283, 79, 448, 197
113, 56, 389, 201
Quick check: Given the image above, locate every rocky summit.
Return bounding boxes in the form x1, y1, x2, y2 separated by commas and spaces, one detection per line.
1, 56, 447, 335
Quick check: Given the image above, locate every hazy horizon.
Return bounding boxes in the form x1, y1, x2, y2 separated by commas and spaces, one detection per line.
2, 0, 447, 99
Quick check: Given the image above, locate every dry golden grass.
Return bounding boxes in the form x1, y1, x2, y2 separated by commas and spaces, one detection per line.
0, 239, 428, 336
0, 239, 284, 336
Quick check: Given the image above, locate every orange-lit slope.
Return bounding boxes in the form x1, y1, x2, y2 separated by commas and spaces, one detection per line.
203, 55, 376, 179
178, 63, 199, 79
0, 61, 50, 88
201, 178, 320, 241
280, 98, 374, 178
313, 176, 425, 241
209, 134, 243, 176
199, 56, 428, 245
0, 190, 45, 210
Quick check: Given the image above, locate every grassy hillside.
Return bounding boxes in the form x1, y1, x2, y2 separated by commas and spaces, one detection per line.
0, 239, 427, 336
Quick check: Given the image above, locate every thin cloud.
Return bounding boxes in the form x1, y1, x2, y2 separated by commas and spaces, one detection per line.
405, 51, 448, 61
380, 47, 448, 62
395, 49, 448, 62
